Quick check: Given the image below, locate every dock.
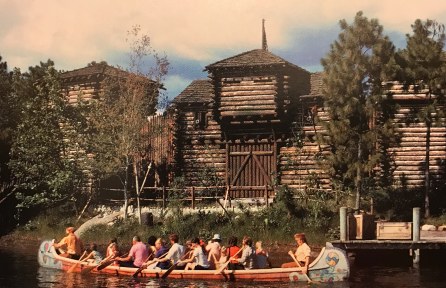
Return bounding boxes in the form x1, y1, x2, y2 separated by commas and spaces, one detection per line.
331, 207, 446, 264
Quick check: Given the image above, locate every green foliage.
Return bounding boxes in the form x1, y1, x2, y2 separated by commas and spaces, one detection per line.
395, 19, 446, 217
8, 60, 85, 219
86, 27, 169, 220
320, 11, 399, 210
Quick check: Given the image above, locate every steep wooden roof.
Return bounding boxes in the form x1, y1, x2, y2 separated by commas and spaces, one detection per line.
205, 49, 307, 72
60, 63, 129, 83
171, 79, 214, 105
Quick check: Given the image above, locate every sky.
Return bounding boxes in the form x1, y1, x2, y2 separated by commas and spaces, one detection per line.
1, 0, 446, 103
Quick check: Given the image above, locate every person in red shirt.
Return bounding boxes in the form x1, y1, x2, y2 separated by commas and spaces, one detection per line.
226, 236, 243, 270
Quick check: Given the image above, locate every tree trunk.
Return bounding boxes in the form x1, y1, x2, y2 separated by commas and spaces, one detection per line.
133, 162, 141, 225
355, 141, 362, 213
424, 119, 431, 218
123, 156, 130, 220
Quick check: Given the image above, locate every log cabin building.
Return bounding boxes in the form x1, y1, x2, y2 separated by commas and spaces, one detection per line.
59, 39, 446, 205
163, 45, 446, 201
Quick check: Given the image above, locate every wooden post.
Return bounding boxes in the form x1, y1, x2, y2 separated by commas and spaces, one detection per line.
412, 207, 421, 265
413, 207, 420, 241
340, 207, 347, 242
162, 186, 166, 210
191, 187, 195, 209
264, 185, 268, 207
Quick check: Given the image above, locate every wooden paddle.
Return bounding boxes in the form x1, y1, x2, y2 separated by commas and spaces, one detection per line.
132, 250, 155, 278
289, 251, 314, 283
161, 250, 192, 279
67, 251, 87, 273
214, 246, 244, 274
80, 254, 113, 274
97, 253, 128, 271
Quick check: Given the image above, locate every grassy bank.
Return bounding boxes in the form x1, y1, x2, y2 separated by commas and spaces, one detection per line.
2, 203, 338, 252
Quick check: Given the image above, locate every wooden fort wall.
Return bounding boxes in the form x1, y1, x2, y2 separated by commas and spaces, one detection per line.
171, 108, 226, 187
387, 85, 446, 188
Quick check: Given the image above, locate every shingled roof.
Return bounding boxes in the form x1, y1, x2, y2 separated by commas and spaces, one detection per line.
60, 63, 130, 83
171, 79, 214, 105
205, 49, 306, 72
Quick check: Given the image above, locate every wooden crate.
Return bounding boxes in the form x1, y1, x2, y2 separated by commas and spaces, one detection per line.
354, 214, 375, 240
376, 222, 412, 240
347, 215, 357, 240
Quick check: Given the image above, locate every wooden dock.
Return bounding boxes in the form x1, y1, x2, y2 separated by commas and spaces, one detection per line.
332, 231, 446, 250
332, 207, 446, 264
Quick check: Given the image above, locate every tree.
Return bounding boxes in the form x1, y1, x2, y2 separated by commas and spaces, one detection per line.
0, 56, 14, 196
395, 19, 446, 218
88, 26, 169, 222
8, 60, 84, 219
320, 11, 398, 211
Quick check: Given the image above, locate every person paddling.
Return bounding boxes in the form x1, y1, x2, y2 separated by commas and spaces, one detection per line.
153, 233, 185, 269
281, 233, 311, 274
115, 235, 149, 268
52, 226, 83, 260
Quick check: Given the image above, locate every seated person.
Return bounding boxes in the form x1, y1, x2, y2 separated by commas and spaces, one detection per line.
281, 233, 311, 273
152, 234, 185, 270
144, 238, 170, 269
234, 236, 257, 270
180, 238, 210, 270
115, 235, 148, 268
255, 240, 271, 268
84, 243, 103, 264
52, 226, 83, 260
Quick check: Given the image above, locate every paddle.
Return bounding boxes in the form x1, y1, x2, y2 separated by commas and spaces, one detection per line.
132, 250, 155, 278
97, 253, 128, 271
80, 254, 113, 274
289, 251, 314, 283
161, 250, 192, 279
214, 246, 244, 274
67, 251, 87, 273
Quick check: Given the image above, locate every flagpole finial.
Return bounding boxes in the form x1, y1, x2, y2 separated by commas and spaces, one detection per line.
262, 19, 268, 51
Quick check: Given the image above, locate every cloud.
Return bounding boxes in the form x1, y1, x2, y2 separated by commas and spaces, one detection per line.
1, 0, 446, 98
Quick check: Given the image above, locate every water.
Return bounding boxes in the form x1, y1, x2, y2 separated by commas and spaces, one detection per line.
1, 240, 445, 288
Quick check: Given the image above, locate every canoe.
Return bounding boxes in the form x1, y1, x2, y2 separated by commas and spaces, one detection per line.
38, 240, 349, 282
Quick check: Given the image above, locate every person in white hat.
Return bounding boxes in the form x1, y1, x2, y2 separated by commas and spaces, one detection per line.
206, 233, 222, 269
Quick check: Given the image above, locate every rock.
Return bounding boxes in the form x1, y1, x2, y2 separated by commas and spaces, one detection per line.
74, 211, 124, 237
421, 224, 437, 231
438, 225, 446, 231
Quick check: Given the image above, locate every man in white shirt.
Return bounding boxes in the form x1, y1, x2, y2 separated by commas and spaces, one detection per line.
153, 233, 185, 269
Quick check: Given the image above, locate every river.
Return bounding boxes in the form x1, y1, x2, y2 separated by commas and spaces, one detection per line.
1, 240, 445, 288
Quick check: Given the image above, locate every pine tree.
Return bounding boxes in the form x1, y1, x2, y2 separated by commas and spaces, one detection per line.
396, 19, 446, 218
320, 11, 398, 211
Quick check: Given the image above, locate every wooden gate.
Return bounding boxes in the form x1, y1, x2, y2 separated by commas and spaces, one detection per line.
227, 141, 276, 198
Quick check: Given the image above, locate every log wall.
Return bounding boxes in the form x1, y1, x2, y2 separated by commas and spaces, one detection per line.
218, 76, 279, 117
279, 102, 331, 191
172, 109, 226, 187
389, 100, 446, 187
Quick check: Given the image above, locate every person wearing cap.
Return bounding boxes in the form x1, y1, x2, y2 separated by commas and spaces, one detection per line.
115, 235, 149, 268
206, 233, 222, 269
52, 226, 83, 259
